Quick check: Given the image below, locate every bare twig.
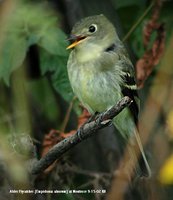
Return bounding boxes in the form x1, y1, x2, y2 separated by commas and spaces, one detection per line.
122, 1, 154, 42
31, 96, 132, 175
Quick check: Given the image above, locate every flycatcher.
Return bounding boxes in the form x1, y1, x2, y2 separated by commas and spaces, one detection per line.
66, 14, 151, 177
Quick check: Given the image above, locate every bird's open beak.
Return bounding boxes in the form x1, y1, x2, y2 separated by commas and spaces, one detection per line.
66, 35, 87, 49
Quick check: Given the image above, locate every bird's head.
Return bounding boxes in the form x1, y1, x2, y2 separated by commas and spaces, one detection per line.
66, 15, 117, 51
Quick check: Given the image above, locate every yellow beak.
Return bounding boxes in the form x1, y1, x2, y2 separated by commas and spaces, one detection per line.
66, 35, 86, 49
66, 40, 82, 49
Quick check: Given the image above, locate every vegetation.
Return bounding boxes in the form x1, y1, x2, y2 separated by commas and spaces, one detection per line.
0, 0, 173, 199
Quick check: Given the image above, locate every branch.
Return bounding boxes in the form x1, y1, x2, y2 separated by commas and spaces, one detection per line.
31, 96, 132, 175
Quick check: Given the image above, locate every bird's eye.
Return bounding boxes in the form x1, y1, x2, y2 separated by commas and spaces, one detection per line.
88, 24, 97, 33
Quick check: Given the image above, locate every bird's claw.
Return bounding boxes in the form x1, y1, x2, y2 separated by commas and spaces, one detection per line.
77, 126, 83, 141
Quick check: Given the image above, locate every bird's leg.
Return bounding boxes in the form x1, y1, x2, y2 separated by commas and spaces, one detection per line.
77, 112, 99, 141
95, 108, 113, 126
88, 111, 100, 122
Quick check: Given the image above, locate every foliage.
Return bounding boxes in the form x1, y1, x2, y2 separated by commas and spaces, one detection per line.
0, 0, 173, 200
0, 1, 73, 102
40, 49, 73, 101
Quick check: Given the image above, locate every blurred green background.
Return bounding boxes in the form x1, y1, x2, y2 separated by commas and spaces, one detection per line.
0, 0, 173, 200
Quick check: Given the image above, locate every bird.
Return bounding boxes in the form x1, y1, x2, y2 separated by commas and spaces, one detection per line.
66, 14, 151, 177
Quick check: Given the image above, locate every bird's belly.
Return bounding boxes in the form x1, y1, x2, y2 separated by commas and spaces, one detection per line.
68, 63, 135, 138
72, 71, 135, 138
72, 70, 122, 114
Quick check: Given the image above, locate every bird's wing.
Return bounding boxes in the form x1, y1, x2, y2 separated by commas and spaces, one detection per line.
118, 52, 151, 177
105, 42, 139, 124
121, 61, 139, 125
117, 48, 139, 125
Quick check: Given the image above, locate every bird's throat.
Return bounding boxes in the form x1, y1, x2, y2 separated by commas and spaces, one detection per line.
75, 43, 103, 63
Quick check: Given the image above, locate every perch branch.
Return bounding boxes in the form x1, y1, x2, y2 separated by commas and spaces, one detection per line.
31, 96, 132, 175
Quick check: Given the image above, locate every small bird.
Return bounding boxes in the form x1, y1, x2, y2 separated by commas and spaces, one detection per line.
66, 14, 151, 177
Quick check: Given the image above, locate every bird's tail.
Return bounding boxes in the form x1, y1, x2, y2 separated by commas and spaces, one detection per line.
128, 128, 151, 177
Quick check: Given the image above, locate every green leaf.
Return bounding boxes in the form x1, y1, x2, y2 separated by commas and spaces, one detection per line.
39, 28, 69, 56
27, 34, 40, 47
40, 49, 74, 102
0, 35, 27, 84
52, 68, 74, 102
28, 78, 60, 124
0, 1, 69, 84
0, 0, 72, 104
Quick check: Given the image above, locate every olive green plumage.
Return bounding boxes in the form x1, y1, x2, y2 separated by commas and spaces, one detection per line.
67, 14, 151, 177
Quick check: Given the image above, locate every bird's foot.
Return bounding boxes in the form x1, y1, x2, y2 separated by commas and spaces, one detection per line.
88, 111, 100, 123
95, 112, 112, 126
77, 126, 84, 141
77, 112, 99, 141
